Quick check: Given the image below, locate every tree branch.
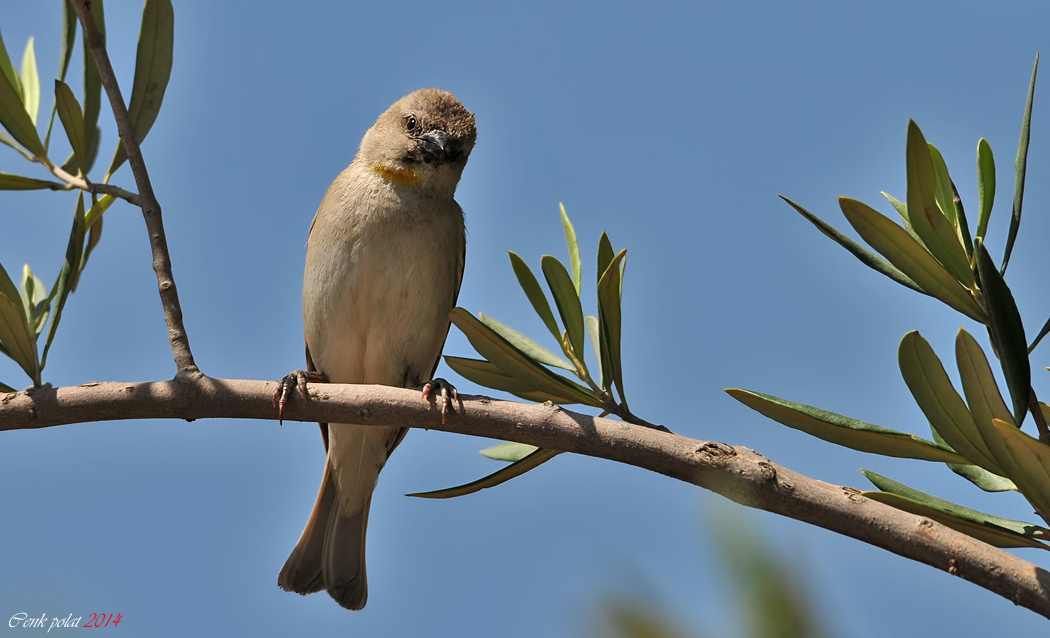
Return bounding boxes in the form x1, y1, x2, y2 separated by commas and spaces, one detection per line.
2, 379, 1048, 618
71, 0, 198, 378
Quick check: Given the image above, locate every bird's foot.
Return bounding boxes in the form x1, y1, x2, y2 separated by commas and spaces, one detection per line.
421, 378, 458, 425
273, 369, 328, 424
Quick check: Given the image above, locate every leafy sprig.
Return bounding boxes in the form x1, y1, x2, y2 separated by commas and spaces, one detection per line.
412, 204, 660, 498
0, 0, 173, 389
731, 53, 1050, 543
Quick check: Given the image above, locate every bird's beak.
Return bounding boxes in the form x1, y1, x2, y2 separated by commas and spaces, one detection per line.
417, 131, 454, 162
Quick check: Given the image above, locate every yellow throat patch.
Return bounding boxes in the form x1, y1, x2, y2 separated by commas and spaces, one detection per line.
372, 164, 420, 187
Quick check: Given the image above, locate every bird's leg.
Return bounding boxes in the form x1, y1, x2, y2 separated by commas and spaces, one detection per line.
273, 369, 328, 424
421, 378, 458, 424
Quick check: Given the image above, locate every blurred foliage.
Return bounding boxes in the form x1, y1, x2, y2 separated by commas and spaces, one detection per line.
730, 54, 1050, 547
598, 599, 696, 638
714, 510, 826, 638
595, 507, 826, 638
0, 0, 172, 389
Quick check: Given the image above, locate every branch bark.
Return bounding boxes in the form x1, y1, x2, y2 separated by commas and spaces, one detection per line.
2, 379, 1048, 618
71, 0, 198, 378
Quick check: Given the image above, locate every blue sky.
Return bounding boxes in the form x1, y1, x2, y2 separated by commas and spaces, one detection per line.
2, 1, 1050, 636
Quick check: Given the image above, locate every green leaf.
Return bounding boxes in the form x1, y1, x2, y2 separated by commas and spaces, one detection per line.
597, 232, 614, 286
990, 418, 1050, 520
946, 462, 1017, 492
77, 195, 111, 291
407, 448, 561, 499
898, 331, 1001, 473
951, 331, 1019, 493
726, 389, 967, 463
928, 145, 974, 259
82, 0, 105, 174
0, 128, 31, 159
967, 410, 1050, 512
0, 380, 15, 393
559, 203, 581, 295
956, 328, 1015, 432
0, 260, 38, 383
40, 194, 86, 372
57, 1, 77, 83
19, 264, 49, 338
905, 121, 974, 287
480, 441, 539, 462
0, 27, 22, 101
882, 191, 922, 244
883, 191, 907, 219
83, 126, 100, 174
597, 249, 628, 404
0, 50, 44, 157
541, 255, 586, 361
0, 172, 60, 190
20, 38, 39, 127
54, 80, 87, 173
839, 197, 985, 322
862, 470, 1049, 549
925, 411, 1016, 492
46, 0, 79, 151
1003, 52, 1038, 274
927, 143, 957, 227
84, 214, 103, 263
83, 193, 114, 231
478, 312, 572, 370
443, 356, 528, 394
445, 356, 586, 404
783, 196, 924, 294
594, 233, 615, 390
950, 179, 975, 259
976, 138, 996, 242
585, 315, 607, 390
107, 0, 174, 177
449, 308, 602, 407
975, 242, 1030, 424
509, 251, 560, 343
71, 214, 104, 293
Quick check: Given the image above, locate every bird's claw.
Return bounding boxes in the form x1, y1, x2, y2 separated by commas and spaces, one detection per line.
273, 369, 327, 424
421, 377, 458, 424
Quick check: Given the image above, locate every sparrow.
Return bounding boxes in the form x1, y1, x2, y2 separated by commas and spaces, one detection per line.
276, 88, 476, 610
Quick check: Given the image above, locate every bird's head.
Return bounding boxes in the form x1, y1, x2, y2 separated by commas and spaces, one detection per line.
359, 88, 476, 198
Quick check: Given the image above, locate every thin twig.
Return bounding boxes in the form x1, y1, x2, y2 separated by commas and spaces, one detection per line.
1029, 389, 1050, 445
87, 181, 141, 205
1, 379, 1048, 619
71, 0, 198, 379
47, 162, 141, 206
17, 163, 140, 203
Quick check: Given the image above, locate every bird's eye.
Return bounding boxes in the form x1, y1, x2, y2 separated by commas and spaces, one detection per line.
406, 115, 417, 132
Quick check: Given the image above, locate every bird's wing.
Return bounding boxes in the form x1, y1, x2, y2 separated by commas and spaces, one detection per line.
425, 204, 467, 381
305, 340, 330, 452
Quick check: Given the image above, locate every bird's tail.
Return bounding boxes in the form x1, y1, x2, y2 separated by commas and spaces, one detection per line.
321, 495, 371, 610
277, 459, 371, 610
278, 459, 336, 595
278, 429, 382, 611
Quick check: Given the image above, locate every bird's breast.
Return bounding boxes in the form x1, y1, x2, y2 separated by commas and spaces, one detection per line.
303, 173, 465, 387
